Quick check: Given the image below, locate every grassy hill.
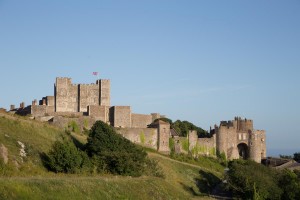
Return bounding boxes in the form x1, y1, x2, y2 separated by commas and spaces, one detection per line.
0, 113, 224, 199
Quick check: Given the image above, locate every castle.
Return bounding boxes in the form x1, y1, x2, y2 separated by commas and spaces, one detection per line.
10, 77, 266, 162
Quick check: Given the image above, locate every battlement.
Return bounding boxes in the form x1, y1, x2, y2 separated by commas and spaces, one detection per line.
234, 116, 253, 122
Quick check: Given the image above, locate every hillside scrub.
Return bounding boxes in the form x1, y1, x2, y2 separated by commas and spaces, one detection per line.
86, 121, 149, 177
43, 136, 91, 174
226, 160, 300, 200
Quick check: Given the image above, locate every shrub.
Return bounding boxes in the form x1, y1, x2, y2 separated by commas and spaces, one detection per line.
45, 136, 87, 173
86, 121, 147, 177
226, 160, 282, 199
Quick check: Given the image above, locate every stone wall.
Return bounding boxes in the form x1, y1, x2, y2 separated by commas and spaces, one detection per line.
88, 105, 110, 123
157, 122, 170, 152
55, 78, 78, 112
188, 130, 198, 151
131, 113, 153, 128
52, 116, 96, 131
116, 128, 158, 150
111, 106, 131, 128
31, 105, 47, 117
79, 84, 99, 112
197, 135, 216, 156
46, 96, 55, 106
99, 79, 110, 107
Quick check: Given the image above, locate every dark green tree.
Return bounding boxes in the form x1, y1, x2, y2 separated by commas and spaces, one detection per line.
278, 169, 300, 200
45, 137, 84, 173
226, 160, 282, 199
86, 121, 147, 176
173, 120, 208, 138
294, 152, 300, 162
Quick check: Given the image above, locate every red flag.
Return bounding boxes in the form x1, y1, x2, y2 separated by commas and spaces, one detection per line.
92, 72, 99, 76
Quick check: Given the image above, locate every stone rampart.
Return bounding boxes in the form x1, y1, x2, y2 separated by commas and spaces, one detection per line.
111, 106, 131, 128
116, 128, 158, 150
131, 113, 153, 128
88, 105, 110, 123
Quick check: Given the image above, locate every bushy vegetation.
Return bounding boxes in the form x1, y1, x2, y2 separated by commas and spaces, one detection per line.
154, 117, 209, 138
43, 136, 91, 174
86, 121, 148, 176
44, 120, 164, 177
226, 160, 300, 200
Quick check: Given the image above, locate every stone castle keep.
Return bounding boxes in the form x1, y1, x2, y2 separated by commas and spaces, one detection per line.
11, 77, 266, 162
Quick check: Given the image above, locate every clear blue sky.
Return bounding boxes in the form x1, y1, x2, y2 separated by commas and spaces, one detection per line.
0, 0, 299, 156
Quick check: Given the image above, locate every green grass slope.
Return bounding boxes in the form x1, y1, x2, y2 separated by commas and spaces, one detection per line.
0, 113, 222, 199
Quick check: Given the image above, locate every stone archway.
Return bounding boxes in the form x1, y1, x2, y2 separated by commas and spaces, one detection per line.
237, 143, 249, 159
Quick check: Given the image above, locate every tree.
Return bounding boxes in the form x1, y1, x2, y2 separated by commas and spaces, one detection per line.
86, 121, 147, 176
278, 169, 300, 200
226, 160, 282, 199
294, 152, 300, 162
173, 120, 208, 138
45, 136, 84, 173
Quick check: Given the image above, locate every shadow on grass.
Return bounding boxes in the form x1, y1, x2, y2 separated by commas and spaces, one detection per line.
39, 152, 51, 170
179, 170, 222, 197
195, 170, 221, 194
70, 135, 86, 151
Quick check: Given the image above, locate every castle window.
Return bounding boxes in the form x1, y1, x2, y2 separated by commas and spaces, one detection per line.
239, 134, 242, 140
243, 134, 247, 140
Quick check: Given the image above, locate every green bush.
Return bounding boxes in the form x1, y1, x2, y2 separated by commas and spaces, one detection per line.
226, 160, 282, 199
278, 169, 300, 200
86, 121, 147, 177
45, 136, 87, 174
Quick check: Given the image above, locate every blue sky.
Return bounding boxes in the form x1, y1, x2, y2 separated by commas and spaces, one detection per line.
0, 0, 299, 156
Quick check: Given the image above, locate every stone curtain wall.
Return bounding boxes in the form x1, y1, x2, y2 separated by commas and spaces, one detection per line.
116, 128, 158, 150
88, 105, 110, 123
131, 114, 153, 128
111, 106, 131, 128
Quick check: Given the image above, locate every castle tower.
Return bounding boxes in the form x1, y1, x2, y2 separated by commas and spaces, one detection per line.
97, 79, 110, 107
55, 77, 79, 112
149, 120, 170, 153
249, 131, 262, 162
249, 130, 266, 163
216, 124, 228, 157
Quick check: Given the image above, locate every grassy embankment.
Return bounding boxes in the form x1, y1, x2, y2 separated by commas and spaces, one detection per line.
0, 113, 224, 199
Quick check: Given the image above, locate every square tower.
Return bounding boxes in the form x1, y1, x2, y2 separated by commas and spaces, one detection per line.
98, 79, 110, 107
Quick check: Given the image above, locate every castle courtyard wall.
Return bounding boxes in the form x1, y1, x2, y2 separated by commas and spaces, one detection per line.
88, 105, 110, 123
111, 106, 131, 128
131, 113, 153, 128
116, 128, 158, 150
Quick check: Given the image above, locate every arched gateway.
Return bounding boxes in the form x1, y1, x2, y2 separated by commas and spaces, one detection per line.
237, 143, 249, 159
